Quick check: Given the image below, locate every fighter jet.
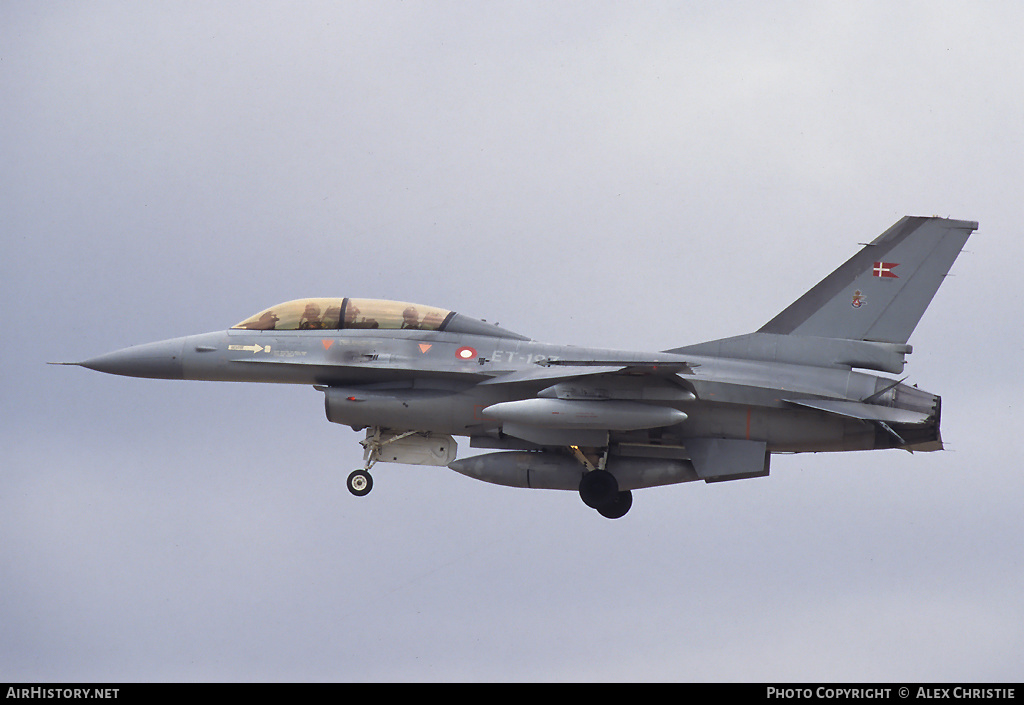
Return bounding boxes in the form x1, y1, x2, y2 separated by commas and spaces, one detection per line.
64, 216, 976, 518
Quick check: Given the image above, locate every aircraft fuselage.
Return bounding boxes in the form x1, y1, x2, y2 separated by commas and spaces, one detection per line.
81, 326, 938, 455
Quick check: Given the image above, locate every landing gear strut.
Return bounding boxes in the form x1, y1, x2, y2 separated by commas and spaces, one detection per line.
346, 428, 419, 497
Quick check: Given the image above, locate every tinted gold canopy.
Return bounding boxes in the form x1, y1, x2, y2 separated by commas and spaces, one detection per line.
232, 298, 453, 332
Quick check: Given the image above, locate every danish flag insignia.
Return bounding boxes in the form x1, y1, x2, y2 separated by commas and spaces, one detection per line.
873, 261, 899, 278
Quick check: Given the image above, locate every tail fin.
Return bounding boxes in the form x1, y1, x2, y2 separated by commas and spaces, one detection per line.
670, 216, 977, 373
758, 216, 977, 344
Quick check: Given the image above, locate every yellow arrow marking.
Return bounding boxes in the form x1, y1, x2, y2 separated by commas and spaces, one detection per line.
228, 344, 269, 354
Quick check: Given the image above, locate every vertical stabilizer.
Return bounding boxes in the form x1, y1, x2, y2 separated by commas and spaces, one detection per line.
758, 217, 976, 344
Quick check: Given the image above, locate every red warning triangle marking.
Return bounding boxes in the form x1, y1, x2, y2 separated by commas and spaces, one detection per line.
419, 343, 432, 353
322, 340, 334, 350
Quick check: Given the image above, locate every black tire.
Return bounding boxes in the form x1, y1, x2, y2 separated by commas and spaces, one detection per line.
578, 469, 618, 509
347, 469, 373, 497
597, 490, 633, 519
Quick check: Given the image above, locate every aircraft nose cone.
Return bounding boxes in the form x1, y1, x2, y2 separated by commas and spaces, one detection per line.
79, 337, 186, 380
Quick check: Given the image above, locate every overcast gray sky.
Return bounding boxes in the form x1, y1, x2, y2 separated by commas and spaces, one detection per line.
3, 1, 1022, 682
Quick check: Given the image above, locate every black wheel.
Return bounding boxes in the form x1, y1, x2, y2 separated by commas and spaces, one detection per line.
347, 469, 373, 496
597, 490, 633, 519
579, 469, 618, 509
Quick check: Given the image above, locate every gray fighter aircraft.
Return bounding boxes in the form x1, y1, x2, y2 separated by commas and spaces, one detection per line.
65, 216, 976, 518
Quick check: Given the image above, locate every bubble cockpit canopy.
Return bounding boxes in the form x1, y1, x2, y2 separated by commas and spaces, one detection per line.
231, 298, 529, 340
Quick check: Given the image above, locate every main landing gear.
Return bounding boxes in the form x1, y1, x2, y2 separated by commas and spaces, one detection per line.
571, 446, 633, 519
579, 469, 633, 519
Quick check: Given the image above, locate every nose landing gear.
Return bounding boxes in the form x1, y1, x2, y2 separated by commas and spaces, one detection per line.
346, 468, 373, 496
346, 428, 418, 497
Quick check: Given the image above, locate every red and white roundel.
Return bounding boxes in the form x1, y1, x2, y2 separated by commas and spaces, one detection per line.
455, 346, 477, 360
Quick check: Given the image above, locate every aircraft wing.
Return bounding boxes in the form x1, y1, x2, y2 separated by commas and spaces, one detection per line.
477, 360, 695, 387
476, 365, 625, 386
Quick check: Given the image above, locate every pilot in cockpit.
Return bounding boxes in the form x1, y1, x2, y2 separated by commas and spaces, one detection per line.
298, 302, 323, 329
421, 310, 445, 330
344, 302, 378, 329
401, 306, 422, 329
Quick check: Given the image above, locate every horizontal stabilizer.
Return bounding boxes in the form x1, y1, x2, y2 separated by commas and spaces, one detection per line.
784, 398, 929, 425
